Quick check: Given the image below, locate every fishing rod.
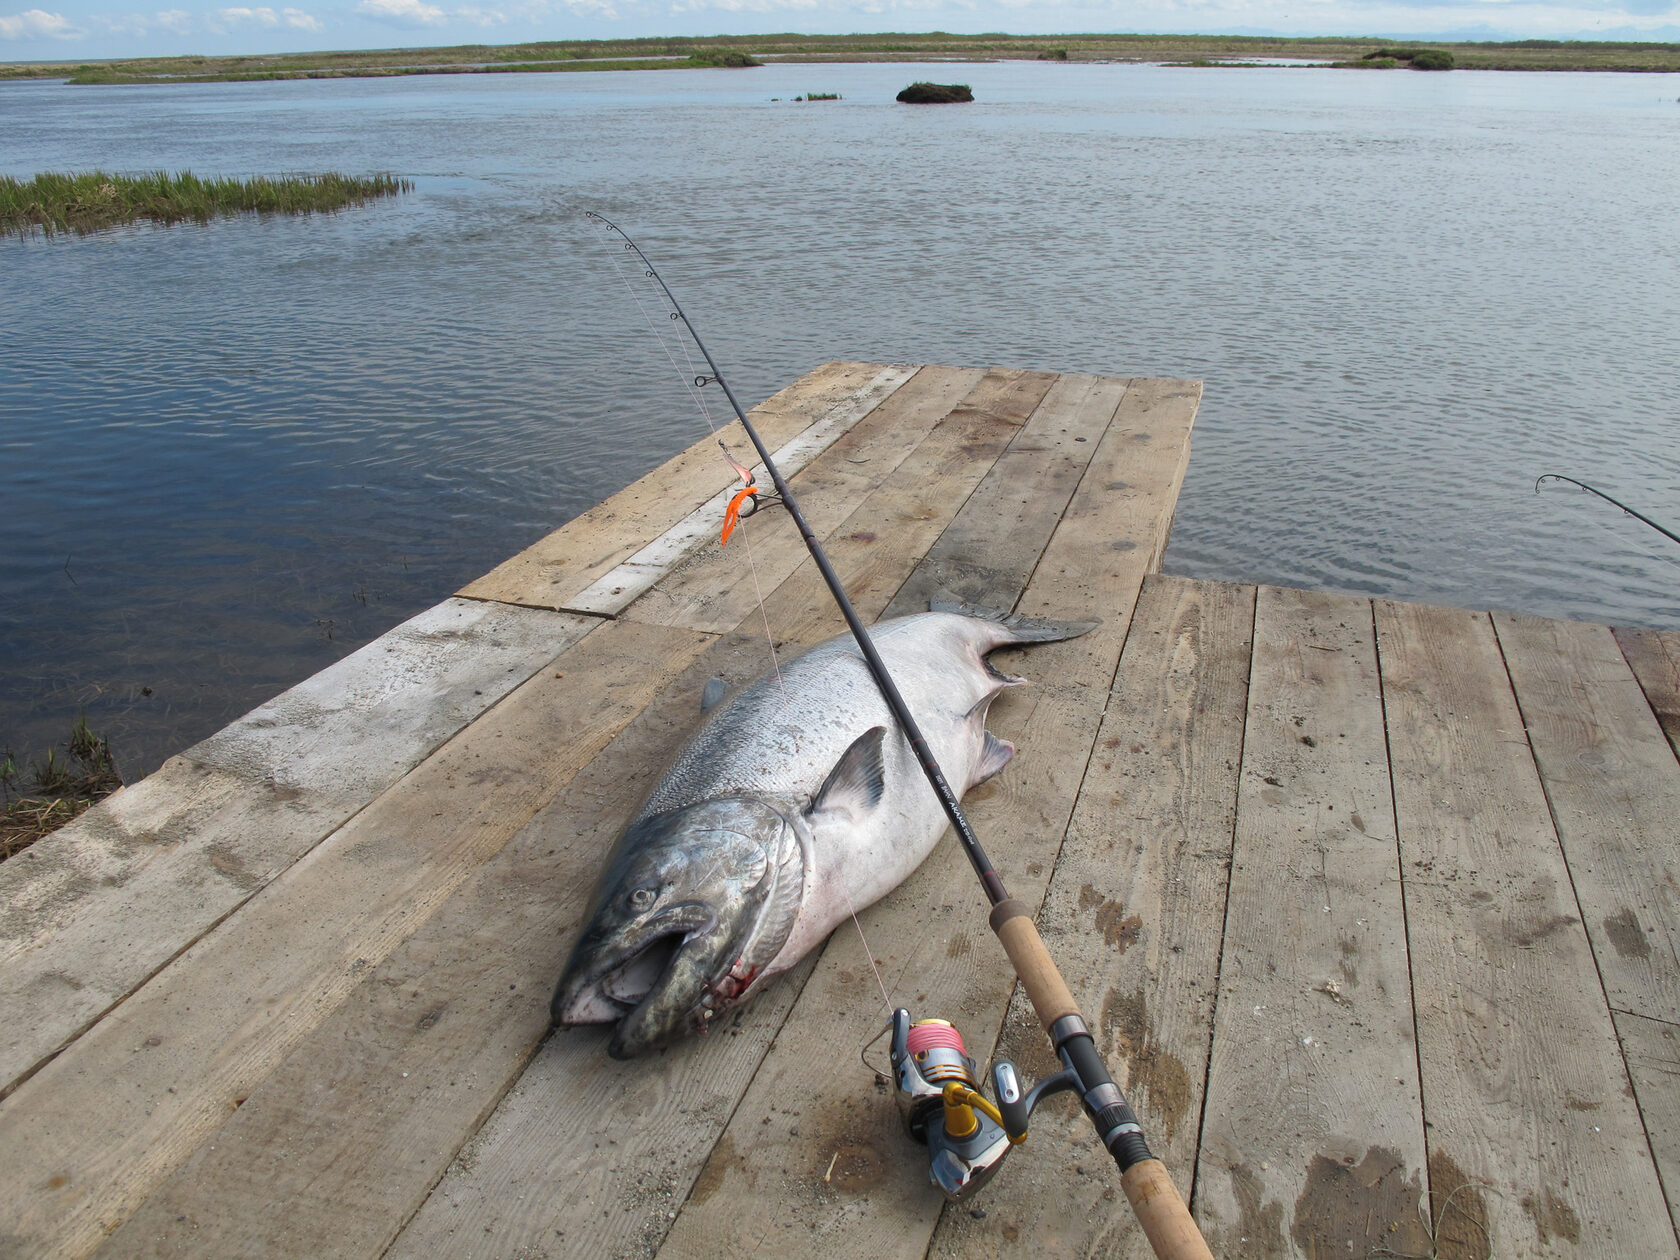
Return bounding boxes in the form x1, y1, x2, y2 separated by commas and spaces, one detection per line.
588, 213, 1211, 1260
1535, 474, 1680, 548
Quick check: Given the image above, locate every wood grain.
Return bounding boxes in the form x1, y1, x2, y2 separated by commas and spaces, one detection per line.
99, 631, 795, 1260
1195, 587, 1430, 1260
566, 363, 921, 616
655, 378, 1201, 1260
458, 361, 907, 610
381, 369, 1078, 1259
1615, 625, 1680, 760
0, 619, 711, 1259
0, 598, 592, 1099
621, 365, 985, 634
1615, 1010, 1680, 1241
929, 574, 1254, 1260
1495, 613, 1680, 1024
1377, 599, 1676, 1259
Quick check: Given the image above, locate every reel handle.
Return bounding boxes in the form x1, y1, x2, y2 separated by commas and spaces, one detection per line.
989, 899, 1212, 1260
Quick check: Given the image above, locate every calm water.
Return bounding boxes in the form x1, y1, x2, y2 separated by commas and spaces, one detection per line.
4, 62, 1678, 780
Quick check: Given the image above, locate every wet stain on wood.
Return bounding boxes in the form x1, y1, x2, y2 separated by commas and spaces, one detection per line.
1079, 884, 1143, 952
686, 1134, 738, 1207
1291, 1146, 1429, 1257
1603, 907, 1651, 959
1099, 988, 1191, 1142
1224, 1162, 1286, 1257
1521, 1189, 1582, 1246
1428, 1150, 1493, 1260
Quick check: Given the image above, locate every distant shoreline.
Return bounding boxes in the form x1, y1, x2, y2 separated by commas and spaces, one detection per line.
5, 32, 1680, 84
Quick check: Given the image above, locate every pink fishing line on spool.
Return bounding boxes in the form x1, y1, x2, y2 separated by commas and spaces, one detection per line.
905, 1019, 967, 1058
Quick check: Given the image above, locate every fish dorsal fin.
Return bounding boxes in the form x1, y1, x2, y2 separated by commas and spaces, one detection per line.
808, 727, 887, 823
701, 677, 729, 713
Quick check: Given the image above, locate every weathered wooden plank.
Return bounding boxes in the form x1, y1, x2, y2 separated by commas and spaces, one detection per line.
732, 367, 1062, 648
99, 630, 787, 1260
621, 365, 987, 634
458, 361, 907, 610
1377, 600, 1676, 1259
1616, 626, 1680, 761
0, 597, 593, 1099
1195, 587, 1431, 1259
375, 370, 1066, 1260
137, 372, 1068, 1259
929, 574, 1254, 1260
655, 378, 1201, 1260
1615, 1011, 1680, 1241
883, 373, 1127, 617
566, 363, 922, 616
0, 618, 712, 1260
1495, 613, 1680, 1025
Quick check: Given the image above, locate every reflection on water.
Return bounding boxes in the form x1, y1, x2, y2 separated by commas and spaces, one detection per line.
3, 63, 1678, 778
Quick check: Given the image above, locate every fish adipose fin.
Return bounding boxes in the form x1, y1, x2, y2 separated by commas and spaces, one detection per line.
930, 600, 1099, 644
808, 726, 887, 823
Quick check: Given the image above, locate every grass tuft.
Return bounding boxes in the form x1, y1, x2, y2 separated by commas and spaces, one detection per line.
1, 170, 412, 239
1, 715, 123, 862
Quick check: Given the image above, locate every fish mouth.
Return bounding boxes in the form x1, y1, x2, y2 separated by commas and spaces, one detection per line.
598, 928, 686, 1012
552, 902, 724, 1051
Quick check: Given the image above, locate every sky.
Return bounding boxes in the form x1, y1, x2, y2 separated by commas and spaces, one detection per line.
3, 0, 1679, 68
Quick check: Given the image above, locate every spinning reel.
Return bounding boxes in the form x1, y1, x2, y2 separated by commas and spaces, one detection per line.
888, 1008, 1086, 1200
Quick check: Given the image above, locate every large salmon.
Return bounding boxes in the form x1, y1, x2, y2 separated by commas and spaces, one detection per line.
550, 605, 1094, 1058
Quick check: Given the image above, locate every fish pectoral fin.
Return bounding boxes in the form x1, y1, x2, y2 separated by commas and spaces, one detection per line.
701, 677, 729, 712
973, 730, 1016, 787
807, 726, 888, 823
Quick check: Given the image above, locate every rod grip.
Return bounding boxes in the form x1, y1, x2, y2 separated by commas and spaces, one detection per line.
988, 898, 1079, 1027
1122, 1159, 1213, 1260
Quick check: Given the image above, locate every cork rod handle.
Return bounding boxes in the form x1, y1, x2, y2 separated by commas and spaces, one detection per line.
989, 899, 1212, 1260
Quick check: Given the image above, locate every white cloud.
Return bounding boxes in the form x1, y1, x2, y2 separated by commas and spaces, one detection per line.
0, 6, 78, 36
282, 4, 320, 26
356, 0, 448, 22
219, 4, 280, 23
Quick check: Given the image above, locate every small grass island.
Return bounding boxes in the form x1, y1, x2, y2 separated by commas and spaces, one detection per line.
2, 170, 412, 238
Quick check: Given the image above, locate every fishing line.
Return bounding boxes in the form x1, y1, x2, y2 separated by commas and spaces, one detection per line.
588, 213, 897, 1019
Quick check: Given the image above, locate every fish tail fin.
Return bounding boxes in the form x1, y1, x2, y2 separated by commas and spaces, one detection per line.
930, 600, 1100, 645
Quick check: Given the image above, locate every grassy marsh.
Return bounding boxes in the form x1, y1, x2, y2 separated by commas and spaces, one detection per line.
5, 33, 1678, 83
2, 170, 412, 238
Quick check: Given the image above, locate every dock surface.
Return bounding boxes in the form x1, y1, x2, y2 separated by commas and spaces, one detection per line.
2, 362, 1676, 1259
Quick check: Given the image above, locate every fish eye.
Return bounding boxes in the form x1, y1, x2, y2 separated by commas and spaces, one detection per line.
628, 886, 657, 911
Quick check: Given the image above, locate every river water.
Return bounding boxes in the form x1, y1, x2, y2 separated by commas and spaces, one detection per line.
3, 61, 1678, 779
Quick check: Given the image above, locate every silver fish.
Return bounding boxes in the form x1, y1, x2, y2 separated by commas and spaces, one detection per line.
550, 605, 1095, 1058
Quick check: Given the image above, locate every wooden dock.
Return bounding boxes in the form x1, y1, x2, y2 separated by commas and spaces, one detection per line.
1, 362, 1676, 1259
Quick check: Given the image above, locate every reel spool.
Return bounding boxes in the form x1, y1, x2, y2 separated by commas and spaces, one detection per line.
888, 1010, 1018, 1199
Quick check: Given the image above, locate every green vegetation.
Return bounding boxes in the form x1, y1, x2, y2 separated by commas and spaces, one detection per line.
2, 170, 412, 238
3, 32, 1677, 84
897, 81, 974, 103
2, 716, 122, 862
1354, 46, 1455, 69
801, 91, 842, 100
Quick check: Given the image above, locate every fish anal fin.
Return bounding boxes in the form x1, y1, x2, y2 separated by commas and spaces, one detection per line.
701, 677, 729, 713
808, 726, 887, 823
972, 730, 1016, 788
